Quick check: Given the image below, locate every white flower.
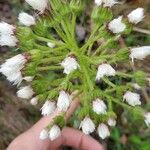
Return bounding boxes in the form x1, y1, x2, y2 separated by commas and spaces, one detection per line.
17, 86, 34, 99
30, 97, 38, 105
0, 67, 22, 85
61, 57, 80, 74
0, 22, 15, 35
0, 54, 26, 85
80, 117, 95, 134
107, 118, 116, 127
108, 16, 126, 34
41, 101, 56, 116
130, 46, 150, 62
7, 72, 23, 85
25, 0, 48, 12
23, 76, 34, 82
123, 91, 141, 106
18, 12, 36, 26
57, 91, 71, 112
1, 54, 27, 68
96, 64, 116, 81
144, 112, 150, 127
49, 125, 61, 141
95, 0, 102, 6
92, 99, 107, 115
47, 42, 56, 48
40, 129, 49, 140
127, 8, 144, 24
0, 35, 18, 47
97, 123, 110, 139
103, 0, 118, 7
132, 83, 141, 90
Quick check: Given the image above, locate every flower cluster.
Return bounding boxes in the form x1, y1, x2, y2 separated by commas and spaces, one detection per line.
0, 0, 150, 142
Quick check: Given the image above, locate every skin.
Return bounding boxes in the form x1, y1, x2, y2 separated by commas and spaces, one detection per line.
7, 100, 104, 150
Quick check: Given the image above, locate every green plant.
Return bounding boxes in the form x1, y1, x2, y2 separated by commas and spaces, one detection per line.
0, 0, 150, 141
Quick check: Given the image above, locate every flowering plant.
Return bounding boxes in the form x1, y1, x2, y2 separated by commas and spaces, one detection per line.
0, 0, 150, 141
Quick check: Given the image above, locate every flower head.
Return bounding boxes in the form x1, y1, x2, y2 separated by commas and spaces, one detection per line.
57, 91, 71, 112
103, 0, 118, 7
108, 16, 126, 34
49, 125, 61, 141
97, 123, 110, 139
130, 46, 150, 62
80, 117, 95, 134
123, 91, 141, 106
30, 97, 38, 105
132, 83, 141, 90
95, 0, 102, 6
128, 8, 144, 24
18, 12, 36, 26
23, 76, 34, 82
25, 0, 48, 12
17, 86, 34, 99
0, 35, 18, 47
0, 22, 15, 35
96, 64, 116, 81
92, 99, 107, 115
0, 54, 27, 85
47, 42, 56, 48
41, 101, 56, 116
107, 118, 116, 127
144, 112, 150, 127
40, 129, 49, 140
61, 57, 80, 74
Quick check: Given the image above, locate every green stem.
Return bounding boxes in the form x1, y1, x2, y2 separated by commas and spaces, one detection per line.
40, 56, 65, 64
37, 66, 63, 71
102, 77, 116, 88
116, 72, 133, 78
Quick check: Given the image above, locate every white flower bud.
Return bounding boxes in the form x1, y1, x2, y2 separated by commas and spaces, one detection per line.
17, 86, 34, 99
96, 64, 116, 81
0, 54, 26, 85
123, 91, 141, 106
95, 0, 102, 6
132, 83, 141, 90
30, 97, 38, 105
7, 72, 23, 85
1, 54, 27, 68
25, 0, 48, 12
47, 42, 56, 48
92, 99, 107, 115
108, 16, 126, 34
97, 123, 110, 139
130, 46, 150, 62
0, 22, 15, 35
40, 129, 49, 140
107, 118, 116, 127
144, 112, 150, 127
0, 35, 18, 47
23, 76, 34, 82
49, 125, 61, 141
57, 91, 71, 112
18, 12, 36, 26
41, 101, 56, 116
61, 57, 80, 74
80, 117, 95, 134
103, 0, 118, 7
127, 8, 144, 24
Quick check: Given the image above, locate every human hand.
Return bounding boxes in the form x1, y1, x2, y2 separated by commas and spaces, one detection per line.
7, 117, 103, 150
7, 100, 104, 150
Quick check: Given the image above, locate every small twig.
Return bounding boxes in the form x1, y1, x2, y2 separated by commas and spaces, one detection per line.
133, 27, 150, 35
